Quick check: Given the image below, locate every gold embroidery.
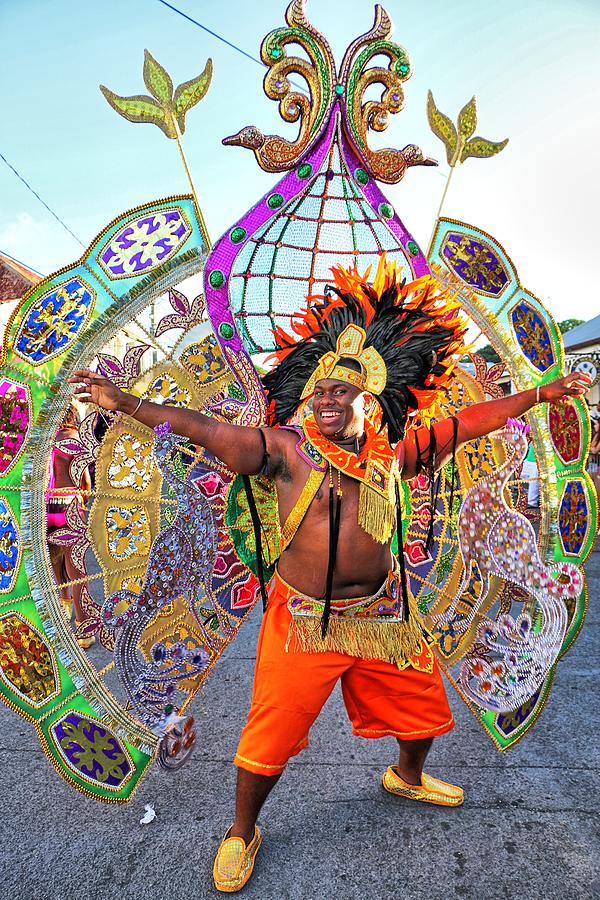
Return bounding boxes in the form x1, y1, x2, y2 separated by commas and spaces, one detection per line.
302, 416, 398, 542
280, 468, 326, 551
289, 614, 424, 669
301, 324, 387, 399
355, 717, 454, 737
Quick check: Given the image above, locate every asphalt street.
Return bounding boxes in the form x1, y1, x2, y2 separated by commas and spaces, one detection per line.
0, 546, 598, 900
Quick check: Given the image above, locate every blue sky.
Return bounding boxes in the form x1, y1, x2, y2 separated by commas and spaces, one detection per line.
1, 0, 599, 320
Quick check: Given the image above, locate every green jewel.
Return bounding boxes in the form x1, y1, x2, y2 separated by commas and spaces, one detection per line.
417, 598, 429, 616
164, 703, 174, 715
379, 203, 394, 219
228, 382, 246, 402
267, 193, 284, 209
219, 322, 234, 340
354, 168, 369, 186
209, 269, 225, 288
398, 62, 410, 76
270, 47, 282, 59
297, 163, 313, 179
334, 83, 344, 96
230, 227, 246, 244
407, 241, 420, 256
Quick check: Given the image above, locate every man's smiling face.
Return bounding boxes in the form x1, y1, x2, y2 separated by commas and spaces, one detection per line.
312, 378, 365, 441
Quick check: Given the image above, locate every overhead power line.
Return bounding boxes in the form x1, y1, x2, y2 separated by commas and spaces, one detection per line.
0, 151, 85, 248
0, 248, 44, 277
2, 2, 444, 251
1, 0, 304, 257
155, 0, 310, 94
156, 0, 264, 67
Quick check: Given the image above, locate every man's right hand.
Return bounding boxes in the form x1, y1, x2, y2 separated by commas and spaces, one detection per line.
69, 369, 129, 412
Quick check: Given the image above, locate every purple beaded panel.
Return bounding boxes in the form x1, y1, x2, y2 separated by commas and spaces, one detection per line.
98, 209, 192, 280
50, 711, 133, 790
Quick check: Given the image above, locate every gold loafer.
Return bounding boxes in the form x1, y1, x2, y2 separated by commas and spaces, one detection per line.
382, 766, 464, 807
213, 825, 262, 893
75, 621, 96, 650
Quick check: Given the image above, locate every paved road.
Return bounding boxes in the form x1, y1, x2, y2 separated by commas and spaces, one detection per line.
1, 547, 598, 900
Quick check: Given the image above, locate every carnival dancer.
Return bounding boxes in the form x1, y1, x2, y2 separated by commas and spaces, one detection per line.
70, 260, 590, 892
47, 404, 94, 649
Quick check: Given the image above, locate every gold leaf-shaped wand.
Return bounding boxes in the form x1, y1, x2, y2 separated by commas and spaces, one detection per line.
427, 90, 508, 248
100, 50, 213, 245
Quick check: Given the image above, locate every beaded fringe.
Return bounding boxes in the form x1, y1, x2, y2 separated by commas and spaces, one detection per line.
288, 613, 424, 669
358, 482, 396, 543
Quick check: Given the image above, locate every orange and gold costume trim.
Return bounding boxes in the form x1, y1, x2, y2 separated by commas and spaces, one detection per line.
302, 415, 397, 500
302, 414, 399, 542
278, 565, 426, 668
234, 571, 453, 776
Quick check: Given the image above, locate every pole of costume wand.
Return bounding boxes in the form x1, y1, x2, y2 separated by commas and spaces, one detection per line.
100, 50, 214, 249
427, 161, 456, 257
435, 162, 456, 223
98, 53, 219, 721
425, 91, 508, 260
173, 119, 212, 250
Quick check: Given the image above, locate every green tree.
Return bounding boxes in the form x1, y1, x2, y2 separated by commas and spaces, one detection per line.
473, 343, 501, 363
557, 318, 584, 334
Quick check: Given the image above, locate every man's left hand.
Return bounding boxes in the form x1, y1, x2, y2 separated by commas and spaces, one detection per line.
540, 372, 592, 404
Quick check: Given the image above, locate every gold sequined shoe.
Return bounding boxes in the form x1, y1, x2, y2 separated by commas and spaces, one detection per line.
76, 634, 96, 650
213, 825, 262, 893
75, 621, 96, 650
382, 766, 464, 807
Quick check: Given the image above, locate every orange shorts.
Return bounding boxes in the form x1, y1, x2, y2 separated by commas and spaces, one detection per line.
234, 574, 454, 776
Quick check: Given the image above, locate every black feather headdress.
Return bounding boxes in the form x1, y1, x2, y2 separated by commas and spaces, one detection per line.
262, 257, 467, 442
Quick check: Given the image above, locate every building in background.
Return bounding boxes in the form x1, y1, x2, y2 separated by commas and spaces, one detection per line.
564, 315, 600, 408
0, 251, 42, 342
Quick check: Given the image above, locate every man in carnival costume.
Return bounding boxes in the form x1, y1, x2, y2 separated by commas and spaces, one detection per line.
71, 258, 590, 892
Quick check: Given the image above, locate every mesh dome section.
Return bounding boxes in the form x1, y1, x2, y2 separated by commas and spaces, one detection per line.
229, 136, 414, 354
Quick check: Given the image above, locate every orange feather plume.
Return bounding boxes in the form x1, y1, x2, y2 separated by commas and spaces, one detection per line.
269, 255, 469, 412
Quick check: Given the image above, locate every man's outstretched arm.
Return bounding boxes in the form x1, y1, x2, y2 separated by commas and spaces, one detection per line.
402, 371, 591, 478
69, 369, 274, 475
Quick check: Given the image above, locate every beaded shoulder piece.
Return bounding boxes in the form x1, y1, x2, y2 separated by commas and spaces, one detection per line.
281, 423, 327, 472
302, 415, 397, 501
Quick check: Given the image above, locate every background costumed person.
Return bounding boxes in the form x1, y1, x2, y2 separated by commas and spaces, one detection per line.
70, 256, 591, 892
46, 403, 93, 648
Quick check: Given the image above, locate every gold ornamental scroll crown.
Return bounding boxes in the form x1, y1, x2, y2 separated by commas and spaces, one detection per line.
301, 324, 387, 399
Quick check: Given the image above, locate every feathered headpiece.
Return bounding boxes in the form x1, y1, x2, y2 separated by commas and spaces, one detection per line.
263, 256, 467, 442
